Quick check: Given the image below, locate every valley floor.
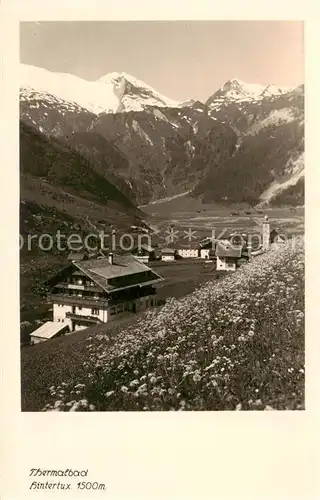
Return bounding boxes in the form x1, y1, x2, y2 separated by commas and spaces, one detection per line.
142, 197, 304, 239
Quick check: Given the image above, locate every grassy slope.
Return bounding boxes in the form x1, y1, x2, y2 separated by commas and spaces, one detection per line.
21, 237, 304, 411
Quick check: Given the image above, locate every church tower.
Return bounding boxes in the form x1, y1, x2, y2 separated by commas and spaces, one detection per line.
262, 215, 270, 251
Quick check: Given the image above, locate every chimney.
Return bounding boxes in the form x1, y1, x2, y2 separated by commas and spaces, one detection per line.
108, 252, 114, 265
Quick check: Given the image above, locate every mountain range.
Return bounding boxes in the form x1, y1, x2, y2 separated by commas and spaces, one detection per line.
20, 64, 304, 214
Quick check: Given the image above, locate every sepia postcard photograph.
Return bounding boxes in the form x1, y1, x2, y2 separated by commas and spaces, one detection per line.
2, 2, 320, 499
18, 20, 305, 413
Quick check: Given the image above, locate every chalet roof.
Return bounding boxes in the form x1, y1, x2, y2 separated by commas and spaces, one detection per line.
30, 321, 68, 340
175, 242, 200, 250
199, 238, 217, 249
215, 241, 243, 258
74, 254, 163, 292
161, 247, 176, 255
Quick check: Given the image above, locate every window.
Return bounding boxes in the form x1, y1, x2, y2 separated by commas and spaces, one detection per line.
78, 306, 82, 311
61, 319, 64, 323
91, 308, 100, 315
110, 307, 116, 316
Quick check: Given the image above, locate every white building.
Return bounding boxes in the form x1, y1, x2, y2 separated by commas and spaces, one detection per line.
30, 321, 70, 345
176, 246, 199, 259
161, 248, 176, 261
215, 241, 243, 271
200, 248, 211, 259
131, 244, 155, 263
33, 253, 163, 340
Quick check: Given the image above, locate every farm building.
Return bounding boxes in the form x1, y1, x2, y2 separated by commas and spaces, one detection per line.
175, 242, 199, 259
161, 247, 176, 261
199, 238, 217, 259
30, 321, 70, 345
200, 248, 216, 260
131, 243, 155, 263
215, 241, 244, 271
38, 252, 163, 340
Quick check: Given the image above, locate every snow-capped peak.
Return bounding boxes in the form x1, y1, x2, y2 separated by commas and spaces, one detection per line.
220, 77, 292, 100
206, 77, 294, 110
97, 71, 180, 110
20, 64, 180, 115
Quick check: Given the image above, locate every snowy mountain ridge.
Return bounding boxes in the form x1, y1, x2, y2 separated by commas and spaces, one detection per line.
206, 77, 294, 110
21, 63, 297, 117
20, 64, 180, 115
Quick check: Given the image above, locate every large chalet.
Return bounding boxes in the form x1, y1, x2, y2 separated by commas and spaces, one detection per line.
30, 252, 163, 344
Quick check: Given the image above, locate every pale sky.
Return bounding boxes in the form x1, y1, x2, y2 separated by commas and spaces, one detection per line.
20, 21, 304, 102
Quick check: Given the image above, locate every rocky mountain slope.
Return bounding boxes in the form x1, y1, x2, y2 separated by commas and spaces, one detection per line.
20, 121, 143, 246
20, 64, 304, 207
196, 81, 304, 205
20, 77, 237, 204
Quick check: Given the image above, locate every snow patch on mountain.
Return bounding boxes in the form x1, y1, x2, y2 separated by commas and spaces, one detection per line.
259, 153, 304, 203
151, 108, 171, 123
20, 64, 119, 114
20, 64, 180, 115
131, 119, 153, 145
246, 108, 296, 135
207, 77, 293, 109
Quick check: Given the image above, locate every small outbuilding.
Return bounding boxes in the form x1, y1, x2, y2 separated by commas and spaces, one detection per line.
215, 241, 243, 271
131, 244, 155, 263
30, 321, 70, 345
161, 247, 176, 262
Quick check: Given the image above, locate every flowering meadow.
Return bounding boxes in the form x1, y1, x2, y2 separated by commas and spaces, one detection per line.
43, 237, 304, 411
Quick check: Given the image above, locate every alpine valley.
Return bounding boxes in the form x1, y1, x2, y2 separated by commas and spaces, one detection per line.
19, 63, 305, 345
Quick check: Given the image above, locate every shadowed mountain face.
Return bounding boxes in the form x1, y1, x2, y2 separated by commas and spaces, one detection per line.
20, 122, 143, 237
20, 68, 304, 207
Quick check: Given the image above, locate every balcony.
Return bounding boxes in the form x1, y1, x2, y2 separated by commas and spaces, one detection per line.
48, 293, 108, 308
66, 312, 102, 324
53, 282, 103, 293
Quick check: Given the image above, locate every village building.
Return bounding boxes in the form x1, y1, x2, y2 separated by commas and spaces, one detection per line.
161, 247, 176, 261
29, 253, 163, 343
175, 242, 200, 259
215, 240, 244, 271
30, 321, 70, 345
131, 243, 155, 263
200, 247, 211, 259
199, 238, 217, 259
